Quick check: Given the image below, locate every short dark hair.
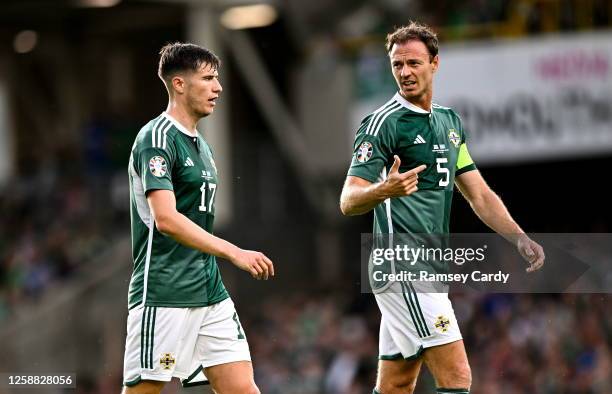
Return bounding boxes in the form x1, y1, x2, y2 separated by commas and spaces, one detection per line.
385, 21, 439, 58
158, 42, 220, 82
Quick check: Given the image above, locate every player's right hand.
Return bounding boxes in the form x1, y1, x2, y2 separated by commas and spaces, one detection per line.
230, 249, 275, 280
382, 155, 426, 198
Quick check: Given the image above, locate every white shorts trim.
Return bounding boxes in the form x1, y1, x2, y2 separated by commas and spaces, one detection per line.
376, 281, 462, 360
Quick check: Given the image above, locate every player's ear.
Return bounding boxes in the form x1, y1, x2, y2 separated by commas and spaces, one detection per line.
431, 55, 439, 73
171, 75, 186, 94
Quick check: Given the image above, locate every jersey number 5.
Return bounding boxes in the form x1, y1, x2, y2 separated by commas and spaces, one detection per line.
199, 182, 217, 212
436, 158, 449, 187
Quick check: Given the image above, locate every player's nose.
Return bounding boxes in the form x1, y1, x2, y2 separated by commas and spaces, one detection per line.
213, 79, 222, 93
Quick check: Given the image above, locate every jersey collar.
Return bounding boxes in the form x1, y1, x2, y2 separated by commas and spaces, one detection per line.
393, 92, 430, 114
162, 112, 198, 137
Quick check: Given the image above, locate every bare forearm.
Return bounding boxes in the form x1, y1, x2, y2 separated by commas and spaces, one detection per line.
155, 212, 240, 260
470, 191, 524, 244
341, 161, 425, 215
340, 182, 387, 215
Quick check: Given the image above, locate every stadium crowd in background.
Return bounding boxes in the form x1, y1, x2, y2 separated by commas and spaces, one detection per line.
245, 292, 611, 394
1, 0, 612, 392
2, 164, 609, 393
0, 174, 109, 320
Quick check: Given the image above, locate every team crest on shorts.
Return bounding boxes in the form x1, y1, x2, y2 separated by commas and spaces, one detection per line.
434, 315, 451, 333
448, 129, 460, 148
149, 156, 167, 177
160, 353, 176, 370
356, 141, 373, 163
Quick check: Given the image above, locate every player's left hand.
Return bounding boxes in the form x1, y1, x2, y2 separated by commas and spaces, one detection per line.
517, 235, 545, 273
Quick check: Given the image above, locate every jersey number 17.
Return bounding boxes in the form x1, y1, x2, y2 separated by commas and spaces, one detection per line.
199, 182, 217, 212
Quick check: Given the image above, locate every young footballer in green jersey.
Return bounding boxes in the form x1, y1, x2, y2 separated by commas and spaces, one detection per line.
340, 23, 545, 394
123, 43, 273, 394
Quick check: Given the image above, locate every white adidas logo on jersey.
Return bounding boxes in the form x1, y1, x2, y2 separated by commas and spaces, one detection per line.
413, 135, 426, 144
184, 157, 195, 167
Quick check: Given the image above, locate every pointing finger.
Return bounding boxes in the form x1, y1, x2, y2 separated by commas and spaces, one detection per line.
401, 164, 427, 178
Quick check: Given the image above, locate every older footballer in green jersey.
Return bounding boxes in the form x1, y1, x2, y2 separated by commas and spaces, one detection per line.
123, 43, 273, 394
340, 22, 545, 394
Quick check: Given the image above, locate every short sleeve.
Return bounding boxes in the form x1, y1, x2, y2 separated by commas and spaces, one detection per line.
347, 116, 396, 183
135, 146, 175, 194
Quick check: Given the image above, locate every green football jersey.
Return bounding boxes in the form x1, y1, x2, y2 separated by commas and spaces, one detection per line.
348, 92, 477, 235
127, 112, 228, 309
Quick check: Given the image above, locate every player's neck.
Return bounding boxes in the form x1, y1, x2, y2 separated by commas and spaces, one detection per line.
165, 103, 198, 133
400, 92, 432, 113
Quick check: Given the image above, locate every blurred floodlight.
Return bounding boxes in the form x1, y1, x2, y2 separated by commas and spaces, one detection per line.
78, 0, 121, 7
13, 30, 38, 54
220, 4, 277, 30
